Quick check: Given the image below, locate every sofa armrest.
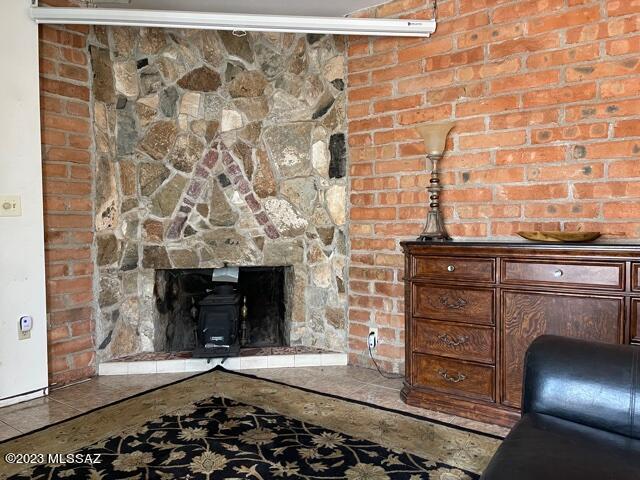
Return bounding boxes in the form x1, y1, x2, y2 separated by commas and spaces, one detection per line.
522, 335, 640, 439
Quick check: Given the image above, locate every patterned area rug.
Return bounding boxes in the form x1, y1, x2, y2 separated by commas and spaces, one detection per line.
0, 368, 500, 479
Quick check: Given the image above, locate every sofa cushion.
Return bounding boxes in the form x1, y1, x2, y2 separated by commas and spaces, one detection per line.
481, 413, 640, 480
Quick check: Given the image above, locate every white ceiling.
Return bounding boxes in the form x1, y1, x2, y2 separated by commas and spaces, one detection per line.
92, 0, 386, 17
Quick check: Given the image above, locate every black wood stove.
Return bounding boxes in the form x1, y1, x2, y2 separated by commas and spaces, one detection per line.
193, 283, 241, 358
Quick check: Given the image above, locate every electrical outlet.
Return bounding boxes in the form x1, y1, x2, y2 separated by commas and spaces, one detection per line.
18, 325, 31, 340
368, 328, 378, 349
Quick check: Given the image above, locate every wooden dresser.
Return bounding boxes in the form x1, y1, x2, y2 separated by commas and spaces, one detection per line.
401, 241, 640, 427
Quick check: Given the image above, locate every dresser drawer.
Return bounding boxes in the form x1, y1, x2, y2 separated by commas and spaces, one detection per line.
413, 319, 495, 364
413, 284, 494, 325
413, 354, 495, 402
413, 256, 494, 282
632, 299, 640, 344
501, 260, 624, 290
633, 264, 640, 292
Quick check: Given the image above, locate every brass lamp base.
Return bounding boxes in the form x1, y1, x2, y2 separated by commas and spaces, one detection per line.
418, 211, 450, 242
416, 153, 451, 242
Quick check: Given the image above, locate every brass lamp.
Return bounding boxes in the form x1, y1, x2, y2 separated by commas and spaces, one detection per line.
414, 122, 455, 242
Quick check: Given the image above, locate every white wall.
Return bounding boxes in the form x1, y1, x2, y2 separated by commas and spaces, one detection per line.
0, 0, 49, 405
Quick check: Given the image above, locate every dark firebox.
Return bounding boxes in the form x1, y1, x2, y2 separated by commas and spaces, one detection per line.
154, 267, 287, 355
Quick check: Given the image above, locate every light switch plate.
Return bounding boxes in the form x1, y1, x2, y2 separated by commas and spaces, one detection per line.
0, 196, 22, 217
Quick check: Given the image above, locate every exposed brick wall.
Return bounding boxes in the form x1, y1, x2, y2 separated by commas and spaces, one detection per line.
39, 20, 96, 386
346, 0, 640, 372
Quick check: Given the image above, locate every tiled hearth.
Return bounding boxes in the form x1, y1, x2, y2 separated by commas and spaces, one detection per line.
98, 346, 347, 375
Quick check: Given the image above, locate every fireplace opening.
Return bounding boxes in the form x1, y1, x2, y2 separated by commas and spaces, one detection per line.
154, 267, 288, 355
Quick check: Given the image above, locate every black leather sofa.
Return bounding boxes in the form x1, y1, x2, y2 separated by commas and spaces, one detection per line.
481, 335, 640, 480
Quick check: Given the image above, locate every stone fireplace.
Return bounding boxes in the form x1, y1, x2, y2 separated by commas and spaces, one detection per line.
90, 27, 348, 363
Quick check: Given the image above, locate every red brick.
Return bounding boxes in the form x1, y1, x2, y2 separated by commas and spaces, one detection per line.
609, 160, 640, 178
348, 52, 395, 73
573, 181, 640, 199
457, 95, 519, 117
42, 114, 90, 134
41, 129, 67, 146
566, 59, 640, 82
532, 123, 608, 144
606, 0, 640, 17
40, 78, 90, 101
490, 109, 559, 129
45, 214, 93, 229
373, 61, 422, 83
606, 35, 640, 56
43, 180, 92, 196
348, 83, 393, 102
490, 70, 560, 93
580, 140, 640, 159
72, 350, 95, 369
527, 6, 600, 35
373, 94, 422, 113
492, 221, 561, 236
456, 205, 521, 219
398, 37, 453, 63
565, 99, 640, 121
462, 167, 525, 184
397, 70, 454, 94
456, 57, 520, 81
490, 32, 560, 59
426, 46, 484, 71
525, 203, 600, 219
527, 44, 600, 69
45, 147, 91, 163
603, 202, 640, 219
351, 238, 397, 251
459, 130, 526, 150
48, 336, 94, 357
523, 83, 596, 107
351, 207, 396, 221
457, 22, 525, 49
497, 183, 568, 201
494, 0, 563, 24
527, 163, 604, 182
40, 26, 86, 48
397, 104, 452, 125
48, 307, 92, 326
601, 78, 640, 98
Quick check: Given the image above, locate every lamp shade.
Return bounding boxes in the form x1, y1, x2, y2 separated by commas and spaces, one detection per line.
415, 122, 455, 156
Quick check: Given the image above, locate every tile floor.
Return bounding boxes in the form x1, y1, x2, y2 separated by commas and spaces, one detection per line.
0, 366, 509, 442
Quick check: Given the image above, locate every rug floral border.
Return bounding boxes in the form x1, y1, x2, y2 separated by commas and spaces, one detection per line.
0, 368, 499, 478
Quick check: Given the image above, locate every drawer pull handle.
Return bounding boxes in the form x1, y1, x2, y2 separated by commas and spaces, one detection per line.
447, 265, 456, 272
433, 294, 468, 310
553, 269, 564, 278
438, 369, 467, 383
438, 333, 469, 347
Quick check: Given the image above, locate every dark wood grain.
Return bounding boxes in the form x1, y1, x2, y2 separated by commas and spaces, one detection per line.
413, 284, 494, 325
501, 290, 624, 408
413, 256, 494, 282
412, 353, 495, 402
632, 298, 640, 344
402, 242, 639, 428
401, 384, 519, 427
413, 319, 495, 364
501, 259, 624, 290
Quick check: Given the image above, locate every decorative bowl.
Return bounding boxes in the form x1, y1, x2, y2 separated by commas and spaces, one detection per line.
517, 231, 601, 243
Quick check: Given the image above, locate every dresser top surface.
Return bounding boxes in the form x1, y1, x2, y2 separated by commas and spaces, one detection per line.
401, 240, 640, 256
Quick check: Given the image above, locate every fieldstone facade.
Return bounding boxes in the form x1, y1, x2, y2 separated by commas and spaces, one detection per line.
89, 27, 348, 361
